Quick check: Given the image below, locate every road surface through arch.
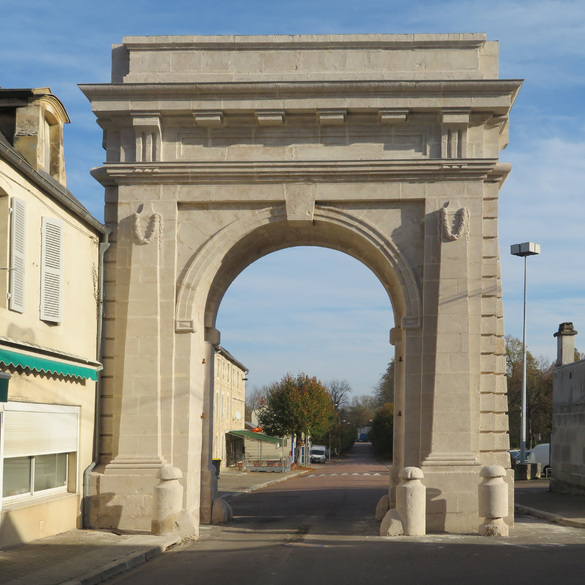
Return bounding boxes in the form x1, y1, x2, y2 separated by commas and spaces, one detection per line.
231, 441, 391, 536
107, 441, 585, 585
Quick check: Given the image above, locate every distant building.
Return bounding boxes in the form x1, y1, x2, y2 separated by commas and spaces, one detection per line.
551, 322, 585, 495
213, 346, 247, 469
0, 88, 108, 547
240, 409, 290, 470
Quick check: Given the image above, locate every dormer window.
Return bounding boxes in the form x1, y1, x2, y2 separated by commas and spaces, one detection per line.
11, 90, 69, 186
40, 116, 51, 173
38, 111, 63, 183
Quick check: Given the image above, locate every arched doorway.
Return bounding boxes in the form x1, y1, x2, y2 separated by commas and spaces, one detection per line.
81, 33, 520, 535
175, 208, 419, 524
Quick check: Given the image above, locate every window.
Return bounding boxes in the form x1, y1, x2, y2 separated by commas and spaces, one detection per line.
3, 453, 67, 498
39, 118, 52, 173
40, 217, 63, 322
9, 197, 25, 313
1, 404, 78, 502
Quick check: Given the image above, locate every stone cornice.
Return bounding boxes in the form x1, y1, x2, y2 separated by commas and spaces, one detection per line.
91, 158, 501, 186
81, 79, 523, 103
122, 33, 489, 51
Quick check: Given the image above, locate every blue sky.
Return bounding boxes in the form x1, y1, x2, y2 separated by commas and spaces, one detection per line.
2, 1, 584, 397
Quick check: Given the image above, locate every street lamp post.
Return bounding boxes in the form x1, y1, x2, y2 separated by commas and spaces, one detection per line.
510, 242, 540, 466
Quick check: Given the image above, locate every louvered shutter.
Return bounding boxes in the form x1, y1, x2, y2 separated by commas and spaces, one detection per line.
3, 410, 79, 457
9, 197, 25, 313
40, 218, 63, 323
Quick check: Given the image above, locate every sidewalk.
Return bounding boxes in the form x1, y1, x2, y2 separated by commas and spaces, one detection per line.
1, 473, 583, 585
0, 467, 306, 585
514, 478, 585, 529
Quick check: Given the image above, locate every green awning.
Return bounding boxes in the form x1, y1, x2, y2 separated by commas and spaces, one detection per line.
228, 430, 281, 445
0, 372, 10, 402
0, 348, 100, 381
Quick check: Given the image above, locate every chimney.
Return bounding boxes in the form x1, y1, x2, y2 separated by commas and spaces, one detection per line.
554, 322, 578, 366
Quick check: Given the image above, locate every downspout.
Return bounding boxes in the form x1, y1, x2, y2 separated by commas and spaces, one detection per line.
83, 233, 110, 528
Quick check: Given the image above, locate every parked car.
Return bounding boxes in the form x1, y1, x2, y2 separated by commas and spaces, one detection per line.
508, 449, 532, 468
528, 443, 551, 476
310, 445, 327, 464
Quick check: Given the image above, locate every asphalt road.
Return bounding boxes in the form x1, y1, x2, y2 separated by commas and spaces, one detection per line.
106, 443, 585, 585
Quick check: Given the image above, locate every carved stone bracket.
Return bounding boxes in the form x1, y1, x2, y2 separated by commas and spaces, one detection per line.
132, 114, 162, 162
284, 185, 316, 225
441, 109, 470, 159
175, 319, 195, 333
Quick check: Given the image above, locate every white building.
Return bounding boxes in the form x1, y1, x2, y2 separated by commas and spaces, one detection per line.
0, 88, 108, 547
551, 323, 585, 495
213, 346, 247, 469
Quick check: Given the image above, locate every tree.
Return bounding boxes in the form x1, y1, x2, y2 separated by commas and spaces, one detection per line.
245, 385, 267, 422
257, 373, 337, 462
327, 379, 351, 410
374, 359, 395, 407
370, 403, 394, 459
505, 335, 553, 448
345, 394, 377, 428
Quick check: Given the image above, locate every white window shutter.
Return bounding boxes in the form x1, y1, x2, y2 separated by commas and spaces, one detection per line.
9, 197, 26, 313
4, 410, 78, 457
40, 217, 63, 323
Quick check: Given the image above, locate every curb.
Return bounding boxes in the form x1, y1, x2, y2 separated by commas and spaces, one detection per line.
515, 504, 585, 529
57, 535, 182, 585
220, 469, 311, 501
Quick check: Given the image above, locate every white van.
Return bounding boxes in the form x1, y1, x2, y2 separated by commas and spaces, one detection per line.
310, 445, 327, 464
528, 443, 551, 476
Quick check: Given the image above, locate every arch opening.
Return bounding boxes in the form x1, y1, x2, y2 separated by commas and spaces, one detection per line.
187, 213, 416, 523
211, 246, 395, 471
176, 208, 421, 333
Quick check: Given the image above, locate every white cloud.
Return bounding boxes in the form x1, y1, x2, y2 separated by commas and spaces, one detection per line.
500, 134, 585, 360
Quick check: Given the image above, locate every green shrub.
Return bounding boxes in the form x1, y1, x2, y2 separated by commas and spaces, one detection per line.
370, 403, 393, 460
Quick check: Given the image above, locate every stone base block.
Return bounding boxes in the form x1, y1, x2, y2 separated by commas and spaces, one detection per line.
515, 463, 541, 480
422, 464, 508, 533
380, 508, 404, 537
87, 469, 160, 532
375, 495, 390, 521
479, 517, 509, 537
211, 497, 233, 524
550, 478, 585, 496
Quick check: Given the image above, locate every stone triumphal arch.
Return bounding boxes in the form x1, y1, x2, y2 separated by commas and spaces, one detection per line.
81, 34, 521, 535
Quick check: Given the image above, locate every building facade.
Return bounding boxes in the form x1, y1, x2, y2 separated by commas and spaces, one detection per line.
551, 323, 585, 495
81, 34, 520, 534
0, 89, 108, 547
213, 346, 247, 469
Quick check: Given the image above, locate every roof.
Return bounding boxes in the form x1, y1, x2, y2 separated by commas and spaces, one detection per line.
228, 430, 281, 444
216, 346, 248, 373
0, 131, 108, 236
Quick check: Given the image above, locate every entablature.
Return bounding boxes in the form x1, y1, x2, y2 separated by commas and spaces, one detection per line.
81, 79, 522, 120
91, 158, 506, 186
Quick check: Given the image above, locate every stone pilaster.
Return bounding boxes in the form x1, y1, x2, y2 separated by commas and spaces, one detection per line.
98, 204, 168, 531
422, 204, 478, 466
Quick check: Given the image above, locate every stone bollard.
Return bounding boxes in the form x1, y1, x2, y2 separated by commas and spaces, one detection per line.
151, 466, 184, 535
380, 467, 426, 536
397, 467, 426, 536
478, 465, 509, 537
